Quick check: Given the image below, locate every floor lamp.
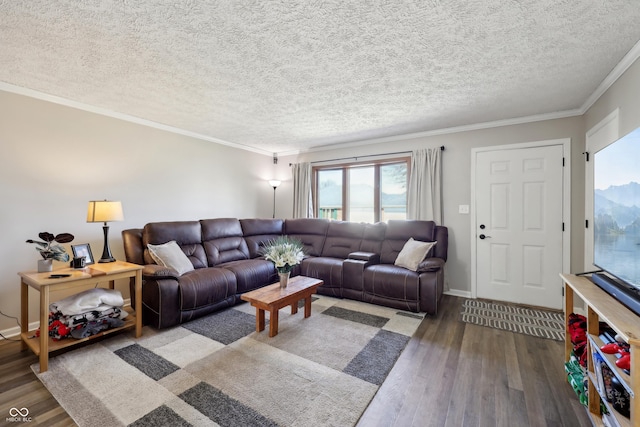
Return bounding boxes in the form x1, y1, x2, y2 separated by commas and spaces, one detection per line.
268, 180, 281, 218
87, 200, 124, 263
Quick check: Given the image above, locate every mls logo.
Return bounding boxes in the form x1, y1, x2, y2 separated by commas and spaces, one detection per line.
7, 407, 31, 422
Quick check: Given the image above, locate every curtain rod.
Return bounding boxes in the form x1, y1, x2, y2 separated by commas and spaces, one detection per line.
289, 146, 444, 166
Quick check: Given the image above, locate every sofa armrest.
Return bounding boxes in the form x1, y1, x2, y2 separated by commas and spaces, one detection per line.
142, 264, 180, 280
417, 257, 445, 273
348, 251, 380, 264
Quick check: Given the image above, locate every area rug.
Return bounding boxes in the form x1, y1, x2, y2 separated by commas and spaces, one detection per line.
32, 295, 424, 426
460, 299, 564, 341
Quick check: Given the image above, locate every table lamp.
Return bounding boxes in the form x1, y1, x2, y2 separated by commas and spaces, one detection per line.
87, 200, 124, 263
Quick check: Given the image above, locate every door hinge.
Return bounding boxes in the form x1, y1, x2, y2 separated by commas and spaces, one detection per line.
586, 219, 589, 228
562, 222, 565, 231
562, 287, 565, 297
562, 157, 565, 167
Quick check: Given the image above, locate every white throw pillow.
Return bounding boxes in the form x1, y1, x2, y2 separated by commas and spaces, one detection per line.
394, 238, 437, 272
147, 241, 194, 276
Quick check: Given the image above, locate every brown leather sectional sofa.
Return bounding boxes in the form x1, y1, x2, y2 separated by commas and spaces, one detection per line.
122, 218, 448, 329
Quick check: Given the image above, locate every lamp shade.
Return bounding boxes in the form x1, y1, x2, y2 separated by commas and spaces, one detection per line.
87, 200, 124, 223
268, 180, 281, 188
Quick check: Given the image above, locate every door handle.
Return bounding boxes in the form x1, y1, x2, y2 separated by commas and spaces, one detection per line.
479, 234, 491, 239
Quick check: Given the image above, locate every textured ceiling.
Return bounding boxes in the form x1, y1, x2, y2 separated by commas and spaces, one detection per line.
2, 1, 640, 155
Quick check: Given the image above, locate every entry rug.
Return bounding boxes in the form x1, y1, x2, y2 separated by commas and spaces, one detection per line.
32, 295, 424, 426
460, 299, 564, 341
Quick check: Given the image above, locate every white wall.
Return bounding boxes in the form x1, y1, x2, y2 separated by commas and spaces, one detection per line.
287, 116, 586, 297
5, 55, 640, 334
0, 90, 276, 332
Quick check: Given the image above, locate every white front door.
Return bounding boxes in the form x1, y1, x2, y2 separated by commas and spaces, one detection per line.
475, 144, 564, 309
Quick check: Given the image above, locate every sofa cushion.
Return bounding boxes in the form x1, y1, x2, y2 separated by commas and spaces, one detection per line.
359, 222, 387, 254
201, 218, 251, 265
394, 238, 437, 272
142, 221, 208, 268
380, 220, 436, 264
179, 267, 237, 311
301, 257, 343, 293
320, 221, 365, 258
219, 259, 276, 293
240, 218, 285, 258
363, 264, 420, 310
284, 218, 329, 256
147, 240, 195, 275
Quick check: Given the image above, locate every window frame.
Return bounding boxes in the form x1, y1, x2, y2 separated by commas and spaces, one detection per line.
312, 156, 410, 223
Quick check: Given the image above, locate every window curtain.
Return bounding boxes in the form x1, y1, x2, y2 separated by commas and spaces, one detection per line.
292, 162, 314, 218
407, 148, 443, 224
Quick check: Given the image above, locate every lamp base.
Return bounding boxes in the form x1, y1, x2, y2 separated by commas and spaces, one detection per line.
99, 224, 116, 263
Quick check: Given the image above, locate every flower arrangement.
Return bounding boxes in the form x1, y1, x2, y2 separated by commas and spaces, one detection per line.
261, 236, 305, 273
26, 232, 75, 262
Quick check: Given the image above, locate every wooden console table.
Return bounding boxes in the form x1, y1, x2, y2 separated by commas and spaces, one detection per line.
19, 260, 143, 372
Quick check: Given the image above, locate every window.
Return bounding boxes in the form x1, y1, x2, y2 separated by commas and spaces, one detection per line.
313, 158, 408, 223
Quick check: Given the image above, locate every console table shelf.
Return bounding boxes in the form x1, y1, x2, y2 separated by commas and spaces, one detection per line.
561, 273, 640, 427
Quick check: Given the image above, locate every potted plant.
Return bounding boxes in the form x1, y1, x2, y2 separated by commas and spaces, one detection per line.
261, 236, 305, 288
26, 232, 75, 272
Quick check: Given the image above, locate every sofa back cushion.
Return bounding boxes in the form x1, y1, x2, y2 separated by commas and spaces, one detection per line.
122, 228, 144, 265
142, 221, 208, 268
240, 218, 285, 258
201, 218, 250, 266
433, 225, 448, 261
284, 218, 329, 257
359, 222, 387, 254
320, 221, 365, 258
380, 220, 437, 264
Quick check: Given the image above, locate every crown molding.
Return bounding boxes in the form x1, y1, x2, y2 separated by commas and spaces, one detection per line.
303, 109, 583, 154
0, 82, 273, 157
579, 38, 640, 114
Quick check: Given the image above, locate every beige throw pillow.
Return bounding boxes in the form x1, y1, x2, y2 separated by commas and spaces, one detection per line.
394, 238, 437, 272
147, 240, 194, 276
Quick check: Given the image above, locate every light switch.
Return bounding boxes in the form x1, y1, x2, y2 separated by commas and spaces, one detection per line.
458, 204, 470, 214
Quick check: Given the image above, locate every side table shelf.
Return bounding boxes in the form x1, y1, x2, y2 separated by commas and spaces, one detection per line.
20, 308, 137, 356
561, 273, 640, 427
19, 261, 143, 373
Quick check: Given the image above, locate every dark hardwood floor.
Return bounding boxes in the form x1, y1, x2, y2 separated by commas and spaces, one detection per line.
0, 295, 591, 427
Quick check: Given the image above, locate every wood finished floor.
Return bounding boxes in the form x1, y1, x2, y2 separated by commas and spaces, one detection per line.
0, 295, 591, 427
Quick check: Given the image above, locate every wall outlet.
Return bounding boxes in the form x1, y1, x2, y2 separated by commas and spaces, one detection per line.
458, 204, 470, 214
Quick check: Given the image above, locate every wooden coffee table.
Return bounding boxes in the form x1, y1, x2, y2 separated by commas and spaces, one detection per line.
240, 275, 323, 337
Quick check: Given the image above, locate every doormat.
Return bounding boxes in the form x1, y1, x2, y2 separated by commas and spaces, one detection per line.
460, 299, 564, 341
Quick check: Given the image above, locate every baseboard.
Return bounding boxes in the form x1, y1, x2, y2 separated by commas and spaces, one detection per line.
444, 289, 472, 298
0, 298, 132, 340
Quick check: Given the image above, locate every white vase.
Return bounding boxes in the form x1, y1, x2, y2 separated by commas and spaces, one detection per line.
38, 259, 53, 273
278, 271, 290, 289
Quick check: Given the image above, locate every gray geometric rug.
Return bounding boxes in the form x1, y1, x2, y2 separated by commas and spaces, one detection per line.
32, 295, 424, 426
460, 299, 564, 341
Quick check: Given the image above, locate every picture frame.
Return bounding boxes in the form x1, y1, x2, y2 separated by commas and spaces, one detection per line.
71, 243, 95, 265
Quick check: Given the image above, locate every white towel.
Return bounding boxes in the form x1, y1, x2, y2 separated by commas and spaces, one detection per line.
50, 288, 124, 315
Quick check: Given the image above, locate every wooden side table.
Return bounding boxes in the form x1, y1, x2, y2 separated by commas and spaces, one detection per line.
19, 260, 143, 372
